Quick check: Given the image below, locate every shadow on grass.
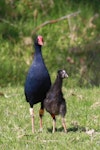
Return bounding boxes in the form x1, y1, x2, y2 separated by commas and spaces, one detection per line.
47, 126, 86, 133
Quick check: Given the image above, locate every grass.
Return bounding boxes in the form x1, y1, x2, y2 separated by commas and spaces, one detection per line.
0, 86, 100, 150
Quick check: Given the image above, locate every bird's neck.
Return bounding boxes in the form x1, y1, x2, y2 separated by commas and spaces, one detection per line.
53, 75, 62, 91
34, 44, 42, 54
34, 44, 43, 61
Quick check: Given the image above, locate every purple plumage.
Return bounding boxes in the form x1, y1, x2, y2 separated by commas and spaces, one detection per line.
24, 35, 51, 133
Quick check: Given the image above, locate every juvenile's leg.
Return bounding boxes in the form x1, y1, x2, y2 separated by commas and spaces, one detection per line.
62, 117, 67, 133
51, 114, 56, 133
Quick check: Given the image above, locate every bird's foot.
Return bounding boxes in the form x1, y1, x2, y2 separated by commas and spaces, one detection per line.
32, 126, 35, 133
64, 129, 67, 133
38, 128, 43, 133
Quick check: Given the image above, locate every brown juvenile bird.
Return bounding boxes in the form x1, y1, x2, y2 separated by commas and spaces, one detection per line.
44, 69, 68, 133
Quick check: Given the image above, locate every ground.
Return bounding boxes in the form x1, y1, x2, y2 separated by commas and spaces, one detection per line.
0, 86, 100, 150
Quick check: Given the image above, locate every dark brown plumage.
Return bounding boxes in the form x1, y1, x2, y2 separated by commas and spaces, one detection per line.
44, 69, 68, 133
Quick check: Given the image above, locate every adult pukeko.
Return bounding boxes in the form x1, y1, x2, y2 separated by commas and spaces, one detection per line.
24, 35, 51, 133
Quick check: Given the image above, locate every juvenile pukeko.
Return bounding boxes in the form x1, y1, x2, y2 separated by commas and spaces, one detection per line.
44, 69, 68, 133
24, 35, 51, 133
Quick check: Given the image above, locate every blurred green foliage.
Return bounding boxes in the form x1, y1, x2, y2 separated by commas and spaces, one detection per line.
0, 0, 100, 87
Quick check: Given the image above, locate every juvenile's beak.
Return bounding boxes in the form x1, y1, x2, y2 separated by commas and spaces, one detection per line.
65, 73, 68, 78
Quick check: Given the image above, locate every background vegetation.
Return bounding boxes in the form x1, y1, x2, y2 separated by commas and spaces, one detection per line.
0, 0, 100, 87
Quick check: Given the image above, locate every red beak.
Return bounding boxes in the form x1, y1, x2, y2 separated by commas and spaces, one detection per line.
38, 40, 44, 46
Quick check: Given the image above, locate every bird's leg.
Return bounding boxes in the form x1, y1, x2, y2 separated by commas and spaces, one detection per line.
51, 114, 56, 133
30, 108, 34, 133
62, 117, 67, 133
39, 108, 44, 132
